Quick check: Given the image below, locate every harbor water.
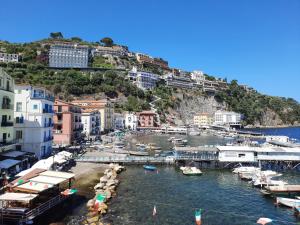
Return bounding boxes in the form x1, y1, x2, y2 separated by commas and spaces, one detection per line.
58, 127, 300, 225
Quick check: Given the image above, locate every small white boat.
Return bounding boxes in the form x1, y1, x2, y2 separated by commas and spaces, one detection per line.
182, 167, 202, 176
276, 197, 300, 208
232, 166, 260, 174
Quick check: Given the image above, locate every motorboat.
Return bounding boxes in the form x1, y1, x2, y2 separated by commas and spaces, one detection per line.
143, 165, 157, 171
232, 166, 260, 174
182, 167, 202, 176
276, 197, 300, 208
129, 151, 149, 156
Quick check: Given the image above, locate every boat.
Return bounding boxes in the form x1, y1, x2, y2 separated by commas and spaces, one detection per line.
143, 165, 157, 171
168, 137, 176, 142
253, 179, 287, 187
276, 197, 300, 208
129, 151, 149, 156
189, 131, 200, 136
232, 166, 260, 174
182, 167, 202, 176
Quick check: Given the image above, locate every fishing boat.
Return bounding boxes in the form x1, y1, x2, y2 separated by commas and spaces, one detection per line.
182, 167, 202, 176
276, 197, 300, 208
143, 165, 157, 171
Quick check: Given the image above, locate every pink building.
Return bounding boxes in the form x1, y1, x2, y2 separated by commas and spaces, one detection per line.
53, 100, 83, 146
137, 111, 159, 129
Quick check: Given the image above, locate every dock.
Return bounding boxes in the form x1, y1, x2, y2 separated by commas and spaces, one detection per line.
265, 185, 300, 193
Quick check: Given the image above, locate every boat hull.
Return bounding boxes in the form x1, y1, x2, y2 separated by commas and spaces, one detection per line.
276, 197, 300, 208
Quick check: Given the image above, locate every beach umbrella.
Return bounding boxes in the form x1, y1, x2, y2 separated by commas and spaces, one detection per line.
257, 218, 273, 225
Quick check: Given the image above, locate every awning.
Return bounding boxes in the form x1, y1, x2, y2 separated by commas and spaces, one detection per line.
0, 159, 21, 169
13, 181, 54, 193
39, 171, 75, 179
0, 192, 38, 202
1, 151, 28, 158
29, 175, 66, 185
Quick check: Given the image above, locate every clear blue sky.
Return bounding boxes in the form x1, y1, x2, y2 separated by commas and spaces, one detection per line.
1, 0, 300, 101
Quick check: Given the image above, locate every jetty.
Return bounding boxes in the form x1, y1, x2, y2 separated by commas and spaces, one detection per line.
265, 185, 300, 194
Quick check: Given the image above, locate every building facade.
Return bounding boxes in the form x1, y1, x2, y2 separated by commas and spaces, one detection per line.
124, 112, 138, 131
92, 45, 129, 57
49, 43, 89, 68
194, 113, 214, 127
114, 113, 125, 130
53, 100, 83, 146
214, 111, 242, 127
0, 52, 19, 63
72, 99, 114, 133
0, 68, 15, 153
137, 111, 159, 129
81, 109, 101, 141
14, 86, 54, 159
128, 67, 159, 90
164, 73, 194, 89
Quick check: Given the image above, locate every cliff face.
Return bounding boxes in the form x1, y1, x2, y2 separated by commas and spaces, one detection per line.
170, 92, 226, 125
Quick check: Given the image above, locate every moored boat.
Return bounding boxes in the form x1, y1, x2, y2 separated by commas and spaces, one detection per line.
276, 197, 300, 208
143, 165, 157, 171
182, 167, 202, 176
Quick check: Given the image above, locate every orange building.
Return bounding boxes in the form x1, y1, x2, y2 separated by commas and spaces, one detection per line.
53, 100, 83, 146
137, 111, 159, 129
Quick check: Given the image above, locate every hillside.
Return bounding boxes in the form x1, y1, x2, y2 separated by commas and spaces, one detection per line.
1, 35, 300, 127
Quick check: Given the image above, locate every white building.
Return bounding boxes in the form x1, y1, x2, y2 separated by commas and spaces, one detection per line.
114, 113, 125, 130
124, 112, 138, 131
14, 86, 54, 159
214, 111, 242, 126
0, 52, 19, 63
128, 67, 159, 90
81, 109, 101, 141
191, 70, 205, 84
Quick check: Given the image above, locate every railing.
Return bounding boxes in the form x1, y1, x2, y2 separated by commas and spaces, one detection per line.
1, 121, 14, 127
0, 139, 17, 147
43, 109, 54, 113
0, 194, 68, 222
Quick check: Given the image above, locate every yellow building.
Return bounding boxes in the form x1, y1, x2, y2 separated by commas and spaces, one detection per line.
193, 113, 213, 127
0, 68, 15, 153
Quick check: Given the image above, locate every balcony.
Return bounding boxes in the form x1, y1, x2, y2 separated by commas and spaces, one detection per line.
0, 86, 13, 93
1, 121, 14, 127
2, 103, 13, 110
43, 108, 54, 114
32, 93, 55, 102
0, 139, 17, 147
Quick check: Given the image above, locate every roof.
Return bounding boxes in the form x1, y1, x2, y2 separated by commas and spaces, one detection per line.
10, 168, 46, 187
14, 181, 54, 193
1, 150, 27, 158
0, 159, 21, 169
0, 192, 38, 202
39, 171, 74, 179
29, 175, 66, 185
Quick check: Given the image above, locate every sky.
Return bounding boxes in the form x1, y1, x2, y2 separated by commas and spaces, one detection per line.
0, 0, 300, 101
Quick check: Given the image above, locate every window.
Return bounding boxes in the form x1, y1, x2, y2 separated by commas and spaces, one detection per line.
238, 154, 246, 158
16, 130, 23, 139
33, 104, 38, 110
16, 102, 22, 112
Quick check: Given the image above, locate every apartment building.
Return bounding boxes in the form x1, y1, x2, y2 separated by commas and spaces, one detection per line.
164, 73, 194, 89
81, 109, 101, 141
14, 86, 54, 159
49, 43, 89, 68
0, 68, 15, 153
214, 111, 242, 127
92, 45, 129, 57
137, 111, 159, 129
114, 113, 125, 130
72, 99, 114, 133
53, 100, 83, 146
0, 52, 19, 63
194, 113, 214, 127
128, 67, 159, 90
124, 112, 138, 131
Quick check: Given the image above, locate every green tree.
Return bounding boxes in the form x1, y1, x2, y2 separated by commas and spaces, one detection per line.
50, 32, 64, 39
100, 37, 114, 47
